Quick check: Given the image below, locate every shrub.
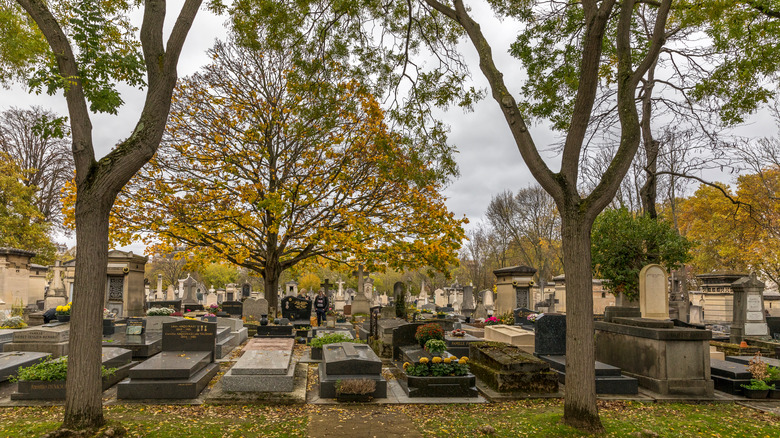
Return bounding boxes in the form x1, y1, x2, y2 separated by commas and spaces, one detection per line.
335, 379, 376, 395
310, 333, 364, 349
11, 357, 116, 382
415, 323, 444, 347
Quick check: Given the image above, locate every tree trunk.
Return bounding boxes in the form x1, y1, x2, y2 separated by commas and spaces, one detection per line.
560, 212, 604, 433
63, 193, 111, 429
263, 264, 280, 317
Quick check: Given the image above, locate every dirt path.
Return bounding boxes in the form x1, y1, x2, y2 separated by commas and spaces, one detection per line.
307, 406, 423, 438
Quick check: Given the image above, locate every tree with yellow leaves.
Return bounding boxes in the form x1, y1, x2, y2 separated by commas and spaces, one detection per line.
111, 40, 466, 313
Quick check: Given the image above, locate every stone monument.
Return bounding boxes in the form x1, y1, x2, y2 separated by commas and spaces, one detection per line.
639, 264, 669, 320
730, 272, 769, 343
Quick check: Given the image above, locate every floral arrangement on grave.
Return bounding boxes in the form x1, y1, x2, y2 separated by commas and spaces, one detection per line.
208, 303, 221, 313
451, 328, 466, 337
335, 379, 376, 396
435, 311, 446, 318
484, 316, 500, 326
403, 356, 470, 377
424, 339, 447, 355
420, 308, 433, 314
10, 357, 116, 383
204, 313, 216, 318
146, 307, 175, 316
527, 313, 544, 322
171, 311, 184, 317
326, 308, 339, 317
0, 316, 27, 329
415, 323, 444, 348
309, 333, 364, 349
742, 352, 777, 392
55, 303, 72, 316
497, 312, 514, 325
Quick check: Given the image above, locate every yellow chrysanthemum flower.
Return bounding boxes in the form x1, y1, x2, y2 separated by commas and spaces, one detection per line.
403, 362, 410, 370
444, 357, 452, 364
460, 356, 468, 363
432, 356, 442, 364
56, 306, 63, 312
458, 358, 467, 364
419, 357, 429, 364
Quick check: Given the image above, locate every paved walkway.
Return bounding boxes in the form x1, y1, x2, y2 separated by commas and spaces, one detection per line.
308, 406, 422, 438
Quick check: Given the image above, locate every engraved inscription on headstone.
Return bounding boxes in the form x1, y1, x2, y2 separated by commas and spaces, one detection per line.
108, 276, 124, 302
747, 295, 762, 312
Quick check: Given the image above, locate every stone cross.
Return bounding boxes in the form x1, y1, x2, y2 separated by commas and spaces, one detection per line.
352, 265, 368, 298
321, 279, 333, 297
156, 274, 163, 299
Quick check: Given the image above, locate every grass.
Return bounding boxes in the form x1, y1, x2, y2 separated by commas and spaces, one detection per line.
0, 401, 777, 437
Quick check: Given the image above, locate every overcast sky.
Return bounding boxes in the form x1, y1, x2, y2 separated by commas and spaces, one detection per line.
2, 3, 768, 254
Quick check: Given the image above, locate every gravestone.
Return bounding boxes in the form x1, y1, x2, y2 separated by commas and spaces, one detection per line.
243, 297, 269, 322
730, 273, 769, 343
318, 342, 387, 398
241, 283, 251, 299
482, 289, 494, 312
204, 292, 218, 308
461, 286, 476, 318
117, 319, 219, 399
639, 264, 669, 320
3, 326, 70, 357
221, 338, 296, 392
321, 279, 334, 301
221, 300, 243, 318
181, 275, 199, 305
351, 265, 371, 315
281, 296, 312, 322
534, 314, 566, 356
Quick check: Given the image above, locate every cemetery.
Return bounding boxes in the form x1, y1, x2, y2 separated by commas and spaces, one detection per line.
4, 3, 780, 434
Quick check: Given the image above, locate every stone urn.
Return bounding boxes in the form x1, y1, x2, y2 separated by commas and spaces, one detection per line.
260, 314, 269, 326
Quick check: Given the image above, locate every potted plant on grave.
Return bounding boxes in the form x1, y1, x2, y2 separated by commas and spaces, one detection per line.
415, 323, 444, 348
484, 316, 500, 326
451, 328, 466, 337
202, 313, 217, 323
424, 339, 447, 356
335, 378, 376, 402
55, 303, 72, 322
309, 333, 364, 360
742, 352, 775, 398
146, 307, 175, 316
767, 366, 780, 399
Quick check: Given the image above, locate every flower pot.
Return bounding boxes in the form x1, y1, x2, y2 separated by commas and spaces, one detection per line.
56, 315, 70, 323
769, 388, 780, 400
203, 316, 217, 323
742, 388, 769, 399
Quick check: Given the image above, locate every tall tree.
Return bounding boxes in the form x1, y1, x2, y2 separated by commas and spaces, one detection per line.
3, 0, 207, 429
0, 151, 56, 263
0, 106, 74, 230
418, 0, 672, 430
112, 40, 466, 313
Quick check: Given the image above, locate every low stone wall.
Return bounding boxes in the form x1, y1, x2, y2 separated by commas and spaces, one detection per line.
468, 341, 557, 393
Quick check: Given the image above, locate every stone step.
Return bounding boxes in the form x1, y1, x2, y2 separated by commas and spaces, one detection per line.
117, 363, 219, 399
220, 362, 295, 392
540, 355, 623, 377
215, 333, 237, 359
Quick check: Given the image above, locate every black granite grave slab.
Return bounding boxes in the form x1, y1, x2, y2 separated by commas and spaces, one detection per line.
102, 332, 162, 358
117, 363, 219, 399
725, 355, 780, 368
216, 326, 232, 343
183, 304, 204, 312
317, 367, 388, 399
128, 350, 211, 379
540, 355, 638, 394
254, 325, 295, 338
392, 322, 425, 360
534, 314, 566, 356
445, 333, 481, 358
162, 320, 217, 359
710, 359, 751, 379
221, 301, 243, 317
0, 352, 50, 382
281, 296, 312, 321
323, 342, 382, 375
102, 347, 133, 368
404, 374, 478, 398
